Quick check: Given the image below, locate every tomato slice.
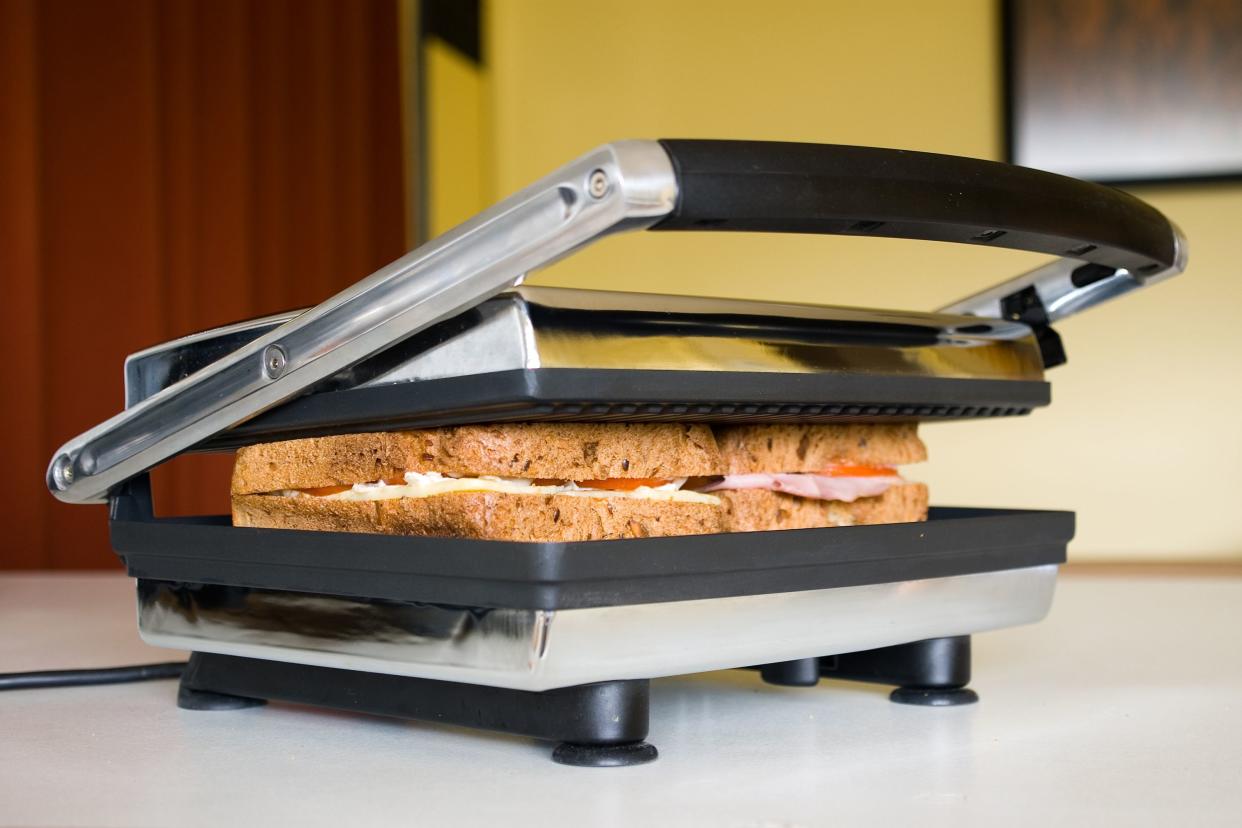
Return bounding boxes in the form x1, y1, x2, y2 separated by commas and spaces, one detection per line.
818, 464, 896, 477
577, 478, 671, 491
300, 485, 353, 496
532, 478, 567, 487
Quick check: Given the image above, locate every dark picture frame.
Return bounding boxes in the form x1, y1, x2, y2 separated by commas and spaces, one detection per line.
1002, 0, 1242, 186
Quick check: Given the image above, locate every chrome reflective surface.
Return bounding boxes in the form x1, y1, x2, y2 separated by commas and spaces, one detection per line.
120, 286, 1047, 409
138, 565, 1058, 691
49, 141, 679, 503
939, 224, 1188, 323
123, 311, 304, 408
521, 287, 1044, 379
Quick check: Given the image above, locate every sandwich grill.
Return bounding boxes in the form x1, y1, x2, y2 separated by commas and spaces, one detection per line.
48, 140, 1185, 766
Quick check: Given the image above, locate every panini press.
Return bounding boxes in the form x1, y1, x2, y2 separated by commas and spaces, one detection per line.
48, 140, 1186, 766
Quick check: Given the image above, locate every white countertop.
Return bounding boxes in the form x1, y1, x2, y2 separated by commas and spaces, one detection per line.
2, 571, 1241, 827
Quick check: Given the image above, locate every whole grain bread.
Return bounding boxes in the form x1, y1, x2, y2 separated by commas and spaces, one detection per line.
231, 423, 723, 495
712, 423, 926, 474
718, 482, 928, 532
232, 491, 723, 541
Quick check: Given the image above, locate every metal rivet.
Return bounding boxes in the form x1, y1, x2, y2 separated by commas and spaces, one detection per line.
263, 344, 288, 378
52, 455, 74, 490
587, 169, 610, 199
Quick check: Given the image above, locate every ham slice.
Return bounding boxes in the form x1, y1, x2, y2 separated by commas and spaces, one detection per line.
701, 473, 899, 502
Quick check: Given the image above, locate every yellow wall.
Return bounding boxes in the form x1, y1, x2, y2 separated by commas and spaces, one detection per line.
438, 0, 1241, 561
423, 37, 490, 237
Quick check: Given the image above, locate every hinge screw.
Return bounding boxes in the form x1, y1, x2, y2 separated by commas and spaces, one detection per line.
263, 344, 288, 378
587, 169, 610, 199
53, 455, 74, 489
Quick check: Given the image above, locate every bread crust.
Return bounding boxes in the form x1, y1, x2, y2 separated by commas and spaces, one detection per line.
718, 482, 928, 532
232, 491, 724, 541
232, 423, 723, 495
713, 424, 926, 474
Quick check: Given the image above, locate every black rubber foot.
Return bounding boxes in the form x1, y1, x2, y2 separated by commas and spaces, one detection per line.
889, 686, 979, 707
759, 658, 821, 687
551, 741, 658, 767
177, 683, 267, 711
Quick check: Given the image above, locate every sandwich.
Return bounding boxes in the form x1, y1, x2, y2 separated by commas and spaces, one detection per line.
230, 422, 927, 540
703, 423, 928, 531
230, 423, 726, 541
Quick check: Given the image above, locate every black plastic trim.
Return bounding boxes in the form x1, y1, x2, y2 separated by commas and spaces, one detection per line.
652, 139, 1176, 273
180, 653, 651, 747
198, 368, 1050, 449
112, 500, 1072, 610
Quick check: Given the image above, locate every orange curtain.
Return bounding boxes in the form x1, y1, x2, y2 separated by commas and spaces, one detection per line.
0, 0, 408, 568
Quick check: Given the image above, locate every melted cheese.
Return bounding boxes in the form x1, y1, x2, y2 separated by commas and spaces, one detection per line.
825, 503, 856, 527
280, 471, 720, 505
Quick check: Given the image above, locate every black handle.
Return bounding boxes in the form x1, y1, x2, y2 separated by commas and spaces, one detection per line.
651, 140, 1176, 274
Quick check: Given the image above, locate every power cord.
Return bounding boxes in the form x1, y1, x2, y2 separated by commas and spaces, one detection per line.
0, 661, 186, 692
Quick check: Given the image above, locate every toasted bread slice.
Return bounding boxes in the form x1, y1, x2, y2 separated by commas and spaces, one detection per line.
718, 482, 928, 532
713, 423, 926, 474
232, 423, 723, 495
232, 491, 723, 541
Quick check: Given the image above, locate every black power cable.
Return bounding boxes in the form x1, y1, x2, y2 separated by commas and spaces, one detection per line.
0, 661, 186, 692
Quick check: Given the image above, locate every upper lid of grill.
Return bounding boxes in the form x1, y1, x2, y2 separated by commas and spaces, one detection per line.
46, 140, 1186, 503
